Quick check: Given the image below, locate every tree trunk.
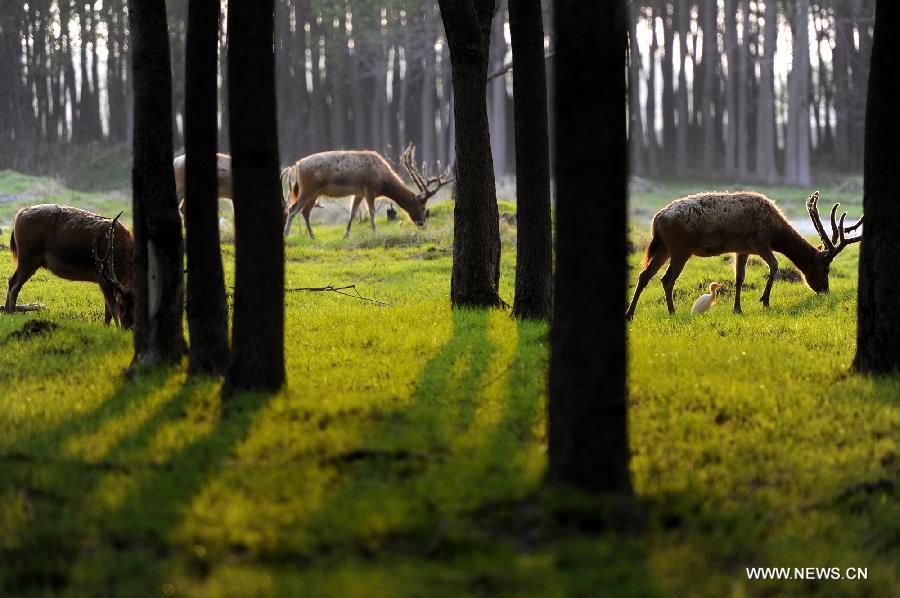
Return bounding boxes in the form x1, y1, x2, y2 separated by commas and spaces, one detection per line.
224, 0, 286, 394
832, 1, 851, 171
129, 0, 186, 368
660, 1, 676, 173
627, 8, 645, 175
755, 0, 777, 183
420, 6, 438, 167
439, 0, 502, 308
184, 0, 229, 376
547, 0, 631, 495
736, 0, 749, 179
675, 0, 690, 176
723, 0, 738, 179
510, 0, 551, 321
853, 0, 900, 374
701, 0, 717, 174
488, 1, 508, 179
645, 5, 659, 177
785, 0, 811, 186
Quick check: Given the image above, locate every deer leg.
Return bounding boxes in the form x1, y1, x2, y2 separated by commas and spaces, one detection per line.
99, 282, 119, 326
366, 196, 377, 233
660, 253, 690, 315
734, 253, 748, 314
5, 262, 38, 314
625, 249, 669, 320
301, 201, 316, 239
344, 196, 364, 238
756, 247, 779, 307
283, 201, 300, 236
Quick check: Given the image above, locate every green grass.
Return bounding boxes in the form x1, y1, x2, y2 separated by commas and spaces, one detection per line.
0, 173, 896, 597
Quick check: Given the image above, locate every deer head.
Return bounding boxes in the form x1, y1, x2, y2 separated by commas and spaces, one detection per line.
400, 144, 454, 223
92, 211, 134, 328
804, 191, 864, 293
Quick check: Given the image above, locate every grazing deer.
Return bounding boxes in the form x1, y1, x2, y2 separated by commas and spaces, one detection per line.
625, 191, 863, 319
282, 144, 453, 238
5, 205, 134, 328
173, 152, 233, 215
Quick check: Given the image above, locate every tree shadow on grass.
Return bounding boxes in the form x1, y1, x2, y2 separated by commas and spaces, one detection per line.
0, 350, 279, 595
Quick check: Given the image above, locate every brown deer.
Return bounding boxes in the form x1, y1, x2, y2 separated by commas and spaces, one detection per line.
5, 205, 134, 328
625, 191, 863, 319
282, 144, 453, 238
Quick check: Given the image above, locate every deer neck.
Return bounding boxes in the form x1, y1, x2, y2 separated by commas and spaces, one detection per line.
772, 221, 820, 277
381, 176, 420, 215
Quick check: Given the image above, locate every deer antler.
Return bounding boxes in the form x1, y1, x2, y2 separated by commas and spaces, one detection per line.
92, 211, 128, 296
806, 192, 863, 261
806, 192, 834, 252
400, 143, 454, 202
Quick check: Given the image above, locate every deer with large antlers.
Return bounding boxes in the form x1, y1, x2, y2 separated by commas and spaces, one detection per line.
282, 144, 453, 238
5, 205, 134, 327
625, 191, 863, 319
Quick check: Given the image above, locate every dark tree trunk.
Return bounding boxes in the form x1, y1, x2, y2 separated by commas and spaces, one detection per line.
184, 0, 229, 376
853, 0, 900, 374
547, 0, 631, 494
129, 0, 186, 367
438, 0, 502, 308
509, 0, 551, 321
224, 0, 286, 394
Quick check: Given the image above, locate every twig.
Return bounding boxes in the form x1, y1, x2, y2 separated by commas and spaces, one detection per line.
284, 266, 387, 306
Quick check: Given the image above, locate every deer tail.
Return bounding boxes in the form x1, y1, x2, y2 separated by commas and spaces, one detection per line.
9, 230, 16, 262
642, 214, 664, 269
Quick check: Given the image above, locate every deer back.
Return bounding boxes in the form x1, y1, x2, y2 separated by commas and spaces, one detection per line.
12, 205, 134, 288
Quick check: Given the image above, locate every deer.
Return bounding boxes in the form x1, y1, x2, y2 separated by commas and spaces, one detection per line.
175, 152, 297, 222
282, 144, 453, 238
5, 205, 134, 328
173, 152, 233, 216
625, 191, 863, 319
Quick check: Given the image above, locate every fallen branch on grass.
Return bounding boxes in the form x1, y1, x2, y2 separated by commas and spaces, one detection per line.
284, 266, 389, 306
10, 303, 45, 313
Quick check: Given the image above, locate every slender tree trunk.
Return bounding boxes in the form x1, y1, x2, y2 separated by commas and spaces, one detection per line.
225, 0, 285, 394
420, 6, 437, 167
701, 0, 717, 174
547, 0, 631, 495
785, 0, 811, 186
184, 0, 228, 376
439, 0, 502, 308
724, 0, 738, 178
736, 0, 749, 179
510, 0, 551, 321
675, 0, 689, 176
488, 1, 508, 179
853, 0, 900, 374
129, 0, 186, 368
755, 0, 777, 183
645, 6, 659, 177
627, 8, 645, 175
660, 1, 676, 173
832, 1, 851, 171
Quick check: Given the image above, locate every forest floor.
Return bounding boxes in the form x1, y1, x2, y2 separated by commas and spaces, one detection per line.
0, 172, 896, 597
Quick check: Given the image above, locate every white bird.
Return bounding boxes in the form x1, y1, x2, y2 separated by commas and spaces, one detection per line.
691, 282, 721, 315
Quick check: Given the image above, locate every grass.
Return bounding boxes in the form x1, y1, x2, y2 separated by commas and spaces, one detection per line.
0, 173, 896, 597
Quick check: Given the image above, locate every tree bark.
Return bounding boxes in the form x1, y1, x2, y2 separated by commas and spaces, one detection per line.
627, 7, 645, 176
736, 0, 749, 179
224, 0, 286, 394
184, 0, 229, 376
723, 0, 738, 178
129, 0, 186, 368
675, 0, 690, 176
509, 0, 551, 321
701, 0, 717, 174
785, 0, 811, 186
755, 0, 777, 183
489, 1, 508, 179
439, 0, 502, 308
853, 0, 900, 374
547, 0, 631, 495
